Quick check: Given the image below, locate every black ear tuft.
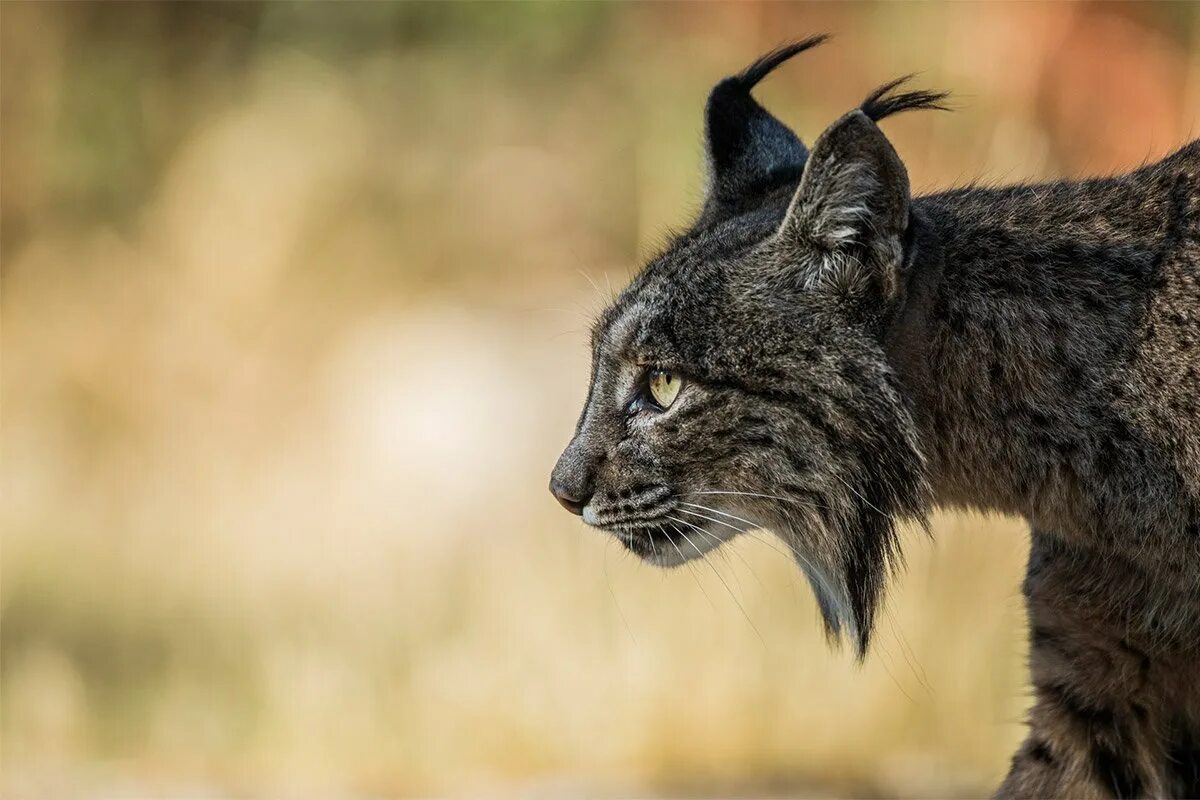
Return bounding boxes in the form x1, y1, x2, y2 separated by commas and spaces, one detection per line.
860, 75, 951, 123
703, 35, 829, 213
733, 35, 831, 92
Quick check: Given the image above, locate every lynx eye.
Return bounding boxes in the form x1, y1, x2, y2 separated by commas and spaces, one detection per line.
648, 369, 682, 409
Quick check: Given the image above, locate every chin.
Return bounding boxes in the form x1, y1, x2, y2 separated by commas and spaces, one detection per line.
611, 521, 734, 568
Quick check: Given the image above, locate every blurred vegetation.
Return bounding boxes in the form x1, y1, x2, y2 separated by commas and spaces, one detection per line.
3, 2, 1199, 798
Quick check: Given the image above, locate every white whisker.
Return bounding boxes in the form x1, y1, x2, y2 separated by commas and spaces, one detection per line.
577, 268, 604, 304
682, 489, 831, 513
603, 541, 635, 643
668, 516, 764, 645
679, 502, 760, 530
676, 506, 751, 535
687, 523, 767, 592
829, 473, 889, 518
666, 523, 717, 608
673, 501, 804, 568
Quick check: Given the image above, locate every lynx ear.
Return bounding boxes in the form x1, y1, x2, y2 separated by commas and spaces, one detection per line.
777, 77, 948, 301
702, 36, 827, 218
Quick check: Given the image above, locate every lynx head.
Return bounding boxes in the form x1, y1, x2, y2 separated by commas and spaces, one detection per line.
550, 37, 945, 655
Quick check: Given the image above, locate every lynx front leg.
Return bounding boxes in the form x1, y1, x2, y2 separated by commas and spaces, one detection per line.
999, 685, 1158, 800
997, 531, 1200, 800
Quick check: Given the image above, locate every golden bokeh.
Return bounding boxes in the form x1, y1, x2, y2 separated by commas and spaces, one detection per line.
3, 3, 1198, 797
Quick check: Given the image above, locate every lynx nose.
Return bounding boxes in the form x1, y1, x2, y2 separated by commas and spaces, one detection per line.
550, 479, 591, 516
550, 438, 597, 516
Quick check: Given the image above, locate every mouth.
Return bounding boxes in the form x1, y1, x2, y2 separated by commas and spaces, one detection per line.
605, 517, 734, 567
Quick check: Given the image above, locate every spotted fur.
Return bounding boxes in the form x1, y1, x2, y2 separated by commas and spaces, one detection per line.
550, 39, 1200, 797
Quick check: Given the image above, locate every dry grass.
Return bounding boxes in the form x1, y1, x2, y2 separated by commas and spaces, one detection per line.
3, 3, 1198, 797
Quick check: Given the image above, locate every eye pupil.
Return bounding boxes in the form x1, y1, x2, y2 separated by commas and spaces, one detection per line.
648, 368, 682, 409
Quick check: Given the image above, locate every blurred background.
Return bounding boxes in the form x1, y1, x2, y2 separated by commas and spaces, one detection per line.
3, 2, 1198, 797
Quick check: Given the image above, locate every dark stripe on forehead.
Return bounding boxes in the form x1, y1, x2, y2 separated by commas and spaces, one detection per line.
600, 201, 784, 338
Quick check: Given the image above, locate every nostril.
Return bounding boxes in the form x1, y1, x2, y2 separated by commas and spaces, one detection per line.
557, 494, 586, 515
550, 480, 590, 516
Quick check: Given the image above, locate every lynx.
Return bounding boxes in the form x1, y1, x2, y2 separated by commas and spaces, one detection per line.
550, 37, 1200, 798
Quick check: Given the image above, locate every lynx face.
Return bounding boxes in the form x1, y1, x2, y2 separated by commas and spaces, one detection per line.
550, 39, 942, 653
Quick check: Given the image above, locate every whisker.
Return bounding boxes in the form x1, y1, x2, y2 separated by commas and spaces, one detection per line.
666, 523, 717, 609
686, 522, 767, 593
873, 636, 916, 705
744, 528, 817, 574
683, 487, 888, 518
682, 489, 830, 513
886, 609, 933, 697
676, 508, 749, 537
683, 489, 807, 503
669, 516, 713, 561
577, 268, 604, 301
673, 506, 799, 567
678, 502, 760, 530
829, 473, 889, 518
668, 516, 765, 645
674, 494, 836, 585
676, 504, 816, 586
603, 540, 636, 643
671, 503, 801, 569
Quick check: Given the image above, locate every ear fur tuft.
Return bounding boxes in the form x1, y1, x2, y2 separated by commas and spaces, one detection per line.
729, 35, 831, 91
861, 75, 951, 123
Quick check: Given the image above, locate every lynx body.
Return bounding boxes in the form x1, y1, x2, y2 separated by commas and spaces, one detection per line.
550, 38, 1200, 798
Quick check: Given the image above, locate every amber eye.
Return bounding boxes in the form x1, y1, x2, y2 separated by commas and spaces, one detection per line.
648, 369, 682, 409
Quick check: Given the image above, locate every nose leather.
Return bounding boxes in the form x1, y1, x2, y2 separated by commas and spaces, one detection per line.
550, 479, 590, 516
550, 435, 598, 516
